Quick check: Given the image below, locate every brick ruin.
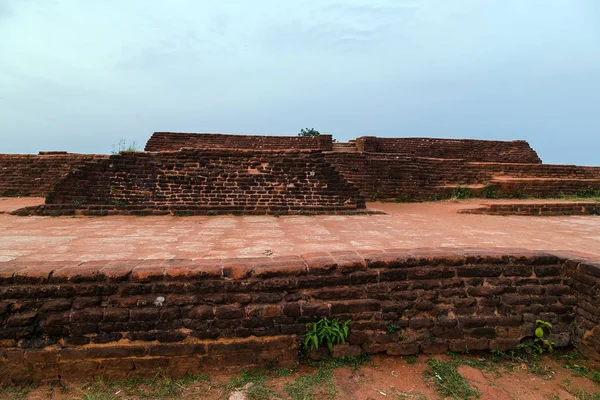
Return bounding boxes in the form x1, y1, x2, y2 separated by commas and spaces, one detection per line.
15, 149, 365, 216
2, 132, 600, 380
3, 132, 600, 215
0, 250, 599, 381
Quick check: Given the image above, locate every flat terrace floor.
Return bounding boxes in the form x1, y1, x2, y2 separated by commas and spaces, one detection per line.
0, 197, 599, 262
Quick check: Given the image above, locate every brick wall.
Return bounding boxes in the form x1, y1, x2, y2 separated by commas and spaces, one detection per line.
0, 154, 109, 197
0, 249, 596, 381
460, 202, 600, 216
355, 137, 542, 163
326, 153, 600, 200
145, 132, 334, 152
20, 149, 365, 215
566, 258, 600, 361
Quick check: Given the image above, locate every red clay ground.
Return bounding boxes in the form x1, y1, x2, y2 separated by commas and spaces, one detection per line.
0, 198, 598, 263
5, 352, 599, 399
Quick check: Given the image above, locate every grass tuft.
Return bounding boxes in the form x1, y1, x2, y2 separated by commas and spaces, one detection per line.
424, 359, 480, 400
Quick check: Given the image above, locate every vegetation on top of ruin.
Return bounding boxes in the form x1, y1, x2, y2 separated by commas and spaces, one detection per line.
298, 128, 321, 137
111, 138, 139, 154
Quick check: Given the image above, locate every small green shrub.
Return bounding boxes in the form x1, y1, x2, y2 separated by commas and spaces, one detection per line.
576, 186, 600, 198
534, 319, 556, 353
482, 185, 499, 199
304, 318, 351, 352
298, 128, 320, 137
387, 324, 398, 333
451, 185, 471, 200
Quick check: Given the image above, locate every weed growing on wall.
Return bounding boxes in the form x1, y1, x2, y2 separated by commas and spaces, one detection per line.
451, 185, 471, 200
304, 318, 351, 353
111, 138, 139, 154
482, 185, 499, 199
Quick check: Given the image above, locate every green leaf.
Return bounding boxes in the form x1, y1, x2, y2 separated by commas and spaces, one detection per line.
535, 327, 544, 338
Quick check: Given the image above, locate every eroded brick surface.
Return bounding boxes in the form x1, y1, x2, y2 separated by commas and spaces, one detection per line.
0, 250, 597, 380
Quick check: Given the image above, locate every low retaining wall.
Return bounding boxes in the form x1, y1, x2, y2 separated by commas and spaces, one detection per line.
355, 137, 542, 163
0, 249, 598, 382
326, 153, 600, 201
17, 149, 365, 216
460, 202, 600, 216
145, 132, 333, 152
0, 153, 108, 197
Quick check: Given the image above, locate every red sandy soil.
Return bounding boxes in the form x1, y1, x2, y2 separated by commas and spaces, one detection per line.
7, 353, 599, 399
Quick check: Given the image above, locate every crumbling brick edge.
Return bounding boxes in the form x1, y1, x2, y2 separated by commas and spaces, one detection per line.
0, 248, 598, 382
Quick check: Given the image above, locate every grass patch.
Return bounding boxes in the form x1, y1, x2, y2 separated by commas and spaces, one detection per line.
227, 369, 275, 400
284, 364, 337, 400
404, 355, 419, 365
561, 378, 600, 400
424, 359, 480, 400
0, 384, 35, 400
78, 373, 211, 399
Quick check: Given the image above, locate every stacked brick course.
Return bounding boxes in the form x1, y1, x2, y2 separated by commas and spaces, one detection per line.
0, 154, 108, 197
355, 137, 542, 163
18, 149, 365, 216
326, 153, 600, 200
459, 202, 600, 216
145, 132, 333, 152
0, 250, 597, 380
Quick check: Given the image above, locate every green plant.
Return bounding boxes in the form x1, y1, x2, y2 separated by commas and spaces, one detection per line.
74, 200, 86, 206
404, 355, 418, 365
111, 138, 139, 154
303, 318, 351, 353
298, 128, 321, 137
534, 319, 556, 353
387, 324, 398, 333
371, 193, 379, 202
451, 185, 471, 200
482, 185, 499, 199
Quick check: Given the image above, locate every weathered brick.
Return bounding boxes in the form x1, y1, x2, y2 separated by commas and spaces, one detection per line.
215, 304, 244, 319
386, 343, 419, 356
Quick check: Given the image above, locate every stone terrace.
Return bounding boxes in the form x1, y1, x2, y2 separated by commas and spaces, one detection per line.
1, 199, 599, 262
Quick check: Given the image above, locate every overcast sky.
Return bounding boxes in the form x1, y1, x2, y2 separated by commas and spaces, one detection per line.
1, 1, 599, 165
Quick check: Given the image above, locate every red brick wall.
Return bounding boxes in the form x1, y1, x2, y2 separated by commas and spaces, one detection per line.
145, 132, 334, 152
355, 137, 542, 163
326, 153, 600, 200
0, 154, 108, 197
460, 202, 600, 216
0, 249, 592, 381
24, 149, 365, 215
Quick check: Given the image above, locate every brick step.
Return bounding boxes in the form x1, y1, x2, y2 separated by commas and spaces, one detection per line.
487, 178, 600, 198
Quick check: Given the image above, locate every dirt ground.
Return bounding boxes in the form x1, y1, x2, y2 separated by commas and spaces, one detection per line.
3, 350, 599, 400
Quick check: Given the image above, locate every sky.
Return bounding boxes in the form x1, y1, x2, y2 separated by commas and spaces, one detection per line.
1, 0, 599, 165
